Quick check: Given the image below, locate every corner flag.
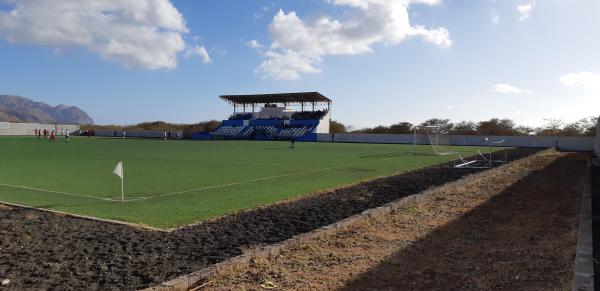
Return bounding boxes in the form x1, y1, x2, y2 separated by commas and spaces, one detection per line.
113, 161, 124, 202
113, 161, 123, 178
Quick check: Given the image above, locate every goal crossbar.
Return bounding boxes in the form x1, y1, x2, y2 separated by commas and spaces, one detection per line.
413, 125, 454, 156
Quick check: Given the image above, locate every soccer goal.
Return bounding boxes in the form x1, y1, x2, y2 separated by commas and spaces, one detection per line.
485, 137, 508, 163
413, 125, 455, 156
453, 150, 492, 169
453, 137, 508, 169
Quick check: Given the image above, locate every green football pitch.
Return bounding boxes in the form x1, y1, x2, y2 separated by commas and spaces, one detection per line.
0, 137, 499, 229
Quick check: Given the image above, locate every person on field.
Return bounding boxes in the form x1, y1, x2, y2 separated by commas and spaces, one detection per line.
163, 130, 167, 141
290, 136, 296, 149
65, 129, 70, 142
122, 131, 126, 139
50, 130, 56, 142
37, 129, 41, 139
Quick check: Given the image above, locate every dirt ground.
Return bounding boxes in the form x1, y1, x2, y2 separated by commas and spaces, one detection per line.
0, 149, 538, 290
205, 151, 586, 291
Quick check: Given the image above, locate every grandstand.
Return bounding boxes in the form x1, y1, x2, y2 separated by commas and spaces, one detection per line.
210, 92, 332, 141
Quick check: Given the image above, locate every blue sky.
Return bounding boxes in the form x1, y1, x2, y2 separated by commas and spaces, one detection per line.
0, 0, 599, 128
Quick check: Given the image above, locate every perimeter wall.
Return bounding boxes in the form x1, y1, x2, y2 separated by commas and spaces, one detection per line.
93, 130, 183, 139
0, 122, 79, 136
318, 133, 595, 152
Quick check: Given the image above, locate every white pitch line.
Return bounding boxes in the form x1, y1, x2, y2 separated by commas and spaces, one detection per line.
134, 155, 403, 202
0, 151, 448, 204
0, 183, 115, 202
134, 154, 308, 168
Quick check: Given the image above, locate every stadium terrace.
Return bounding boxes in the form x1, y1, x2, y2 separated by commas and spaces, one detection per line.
207, 92, 333, 141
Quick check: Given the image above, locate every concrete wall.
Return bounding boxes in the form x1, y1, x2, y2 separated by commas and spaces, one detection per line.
319, 133, 595, 151
94, 130, 183, 139
0, 122, 79, 136
314, 111, 331, 134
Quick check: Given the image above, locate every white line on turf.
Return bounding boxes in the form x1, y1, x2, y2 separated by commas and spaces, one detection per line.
0, 153, 429, 203
133, 154, 309, 168
0, 183, 115, 202
134, 155, 403, 201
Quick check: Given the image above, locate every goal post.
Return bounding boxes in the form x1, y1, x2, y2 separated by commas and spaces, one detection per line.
412, 125, 454, 156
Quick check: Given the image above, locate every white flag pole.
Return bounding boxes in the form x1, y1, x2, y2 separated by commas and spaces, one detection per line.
121, 163, 124, 202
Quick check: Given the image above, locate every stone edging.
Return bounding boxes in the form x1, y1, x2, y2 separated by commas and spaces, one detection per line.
572, 161, 594, 291
0, 201, 168, 233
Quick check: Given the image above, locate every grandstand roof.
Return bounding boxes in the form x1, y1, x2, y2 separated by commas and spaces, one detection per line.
220, 92, 331, 105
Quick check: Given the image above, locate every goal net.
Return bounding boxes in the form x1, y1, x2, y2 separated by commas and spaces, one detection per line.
413, 126, 454, 156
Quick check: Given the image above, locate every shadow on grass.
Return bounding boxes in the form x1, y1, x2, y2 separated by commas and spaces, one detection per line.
341, 153, 585, 291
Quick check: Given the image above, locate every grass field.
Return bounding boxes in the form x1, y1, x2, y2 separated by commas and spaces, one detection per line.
0, 136, 499, 229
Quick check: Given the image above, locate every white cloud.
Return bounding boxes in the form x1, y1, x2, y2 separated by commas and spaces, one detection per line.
517, 0, 535, 21
255, 0, 452, 80
560, 72, 600, 90
254, 4, 274, 19
184, 45, 212, 64
0, 0, 208, 70
256, 50, 320, 80
491, 10, 500, 25
491, 83, 533, 94
246, 39, 263, 49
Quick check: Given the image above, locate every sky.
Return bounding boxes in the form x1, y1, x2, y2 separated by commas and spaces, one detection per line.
0, 0, 599, 128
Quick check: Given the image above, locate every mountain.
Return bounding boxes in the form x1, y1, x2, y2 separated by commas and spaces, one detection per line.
0, 95, 94, 124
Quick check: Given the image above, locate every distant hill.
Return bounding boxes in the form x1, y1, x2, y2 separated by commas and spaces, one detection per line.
0, 95, 93, 124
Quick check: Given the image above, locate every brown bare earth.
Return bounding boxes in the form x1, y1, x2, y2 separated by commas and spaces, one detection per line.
0, 149, 537, 290
205, 151, 586, 291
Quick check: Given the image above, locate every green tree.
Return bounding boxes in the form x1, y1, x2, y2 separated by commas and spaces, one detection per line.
389, 122, 413, 134
419, 118, 453, 134
451, 121, 477, 135
476, 118, 520, 136
330, 120, 347, 133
